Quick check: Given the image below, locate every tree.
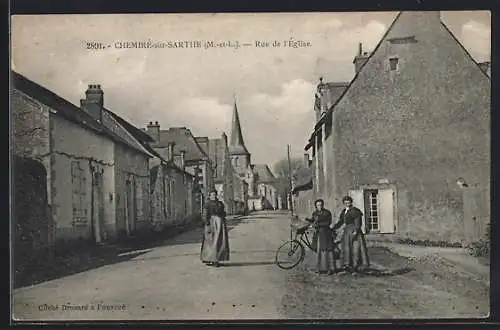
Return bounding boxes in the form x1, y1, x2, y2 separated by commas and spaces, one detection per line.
273, 156, 309, 200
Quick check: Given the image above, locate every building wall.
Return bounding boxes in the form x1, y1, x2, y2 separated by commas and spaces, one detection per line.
114, 143, 150, 236
50, 115, 115, 242
151, 164, 198, 230
294, 189, 314, 218
11, 89, 52, 204
325, 13, 490, 243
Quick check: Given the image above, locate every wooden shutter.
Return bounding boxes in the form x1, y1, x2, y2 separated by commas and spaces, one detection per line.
378, 188, 395, 233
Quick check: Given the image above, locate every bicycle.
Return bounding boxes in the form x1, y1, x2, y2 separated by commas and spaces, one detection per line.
275, 218, 341, 270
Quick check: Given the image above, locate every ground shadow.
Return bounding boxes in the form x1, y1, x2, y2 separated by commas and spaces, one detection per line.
220, 260, 277, 267
13, 249, 151, 289
357, 266, 415, 277
14, 217, 249, 289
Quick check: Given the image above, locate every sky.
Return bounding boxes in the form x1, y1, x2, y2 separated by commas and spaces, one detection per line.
11, 11, 491, 169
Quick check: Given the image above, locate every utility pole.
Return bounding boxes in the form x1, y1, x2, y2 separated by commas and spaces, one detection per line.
287, 144, 294, 216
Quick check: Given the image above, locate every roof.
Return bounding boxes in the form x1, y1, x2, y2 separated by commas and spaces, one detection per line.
12, 71, 156, 158
107, 110, 154, 143
252, 164, 277, 183
11, 71, 138, 149
305, 11, 491, 150
102, 110, 153, 157
195, 137, 209, 156
150, 127, 209, 162
229, 101, 250, 155
12, 71, 110, 137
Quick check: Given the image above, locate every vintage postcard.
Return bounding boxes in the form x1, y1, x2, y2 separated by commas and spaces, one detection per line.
10, 11, 491, 321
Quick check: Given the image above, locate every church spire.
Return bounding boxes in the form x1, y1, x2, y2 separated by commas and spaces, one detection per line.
229, 96, 250, 156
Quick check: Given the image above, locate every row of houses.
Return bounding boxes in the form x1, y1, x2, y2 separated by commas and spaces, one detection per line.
293, 11, 491, 245
11, 71, 280, 263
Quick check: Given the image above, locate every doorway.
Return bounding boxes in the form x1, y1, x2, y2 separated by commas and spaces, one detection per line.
124, 178, 136, 235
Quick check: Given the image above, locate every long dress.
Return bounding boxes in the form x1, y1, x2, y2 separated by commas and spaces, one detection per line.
200, 200, 230, 263
310, 208, 336, 272
334, 207, 370, 271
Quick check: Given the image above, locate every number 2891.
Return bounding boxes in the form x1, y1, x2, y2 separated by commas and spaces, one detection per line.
86, 42, 107, 50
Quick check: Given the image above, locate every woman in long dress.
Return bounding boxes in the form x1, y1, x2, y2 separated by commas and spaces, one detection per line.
307, 199, 337, 275
200, 190, 230, 267
333, 195, 370, 275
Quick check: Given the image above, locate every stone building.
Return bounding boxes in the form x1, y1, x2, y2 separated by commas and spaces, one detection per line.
149, 155, 198, 231
305, 11, 490, 244
146, 123, 213, 213
228, 101, 280, 211
12, 72, 154, 247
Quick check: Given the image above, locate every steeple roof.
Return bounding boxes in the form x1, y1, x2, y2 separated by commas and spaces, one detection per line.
229, 100, 250, 155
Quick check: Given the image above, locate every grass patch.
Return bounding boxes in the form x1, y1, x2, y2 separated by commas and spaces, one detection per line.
396, 237, 463, 248
467, 223, 490, 259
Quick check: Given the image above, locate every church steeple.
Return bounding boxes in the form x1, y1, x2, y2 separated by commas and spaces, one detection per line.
229, 97, 250, 156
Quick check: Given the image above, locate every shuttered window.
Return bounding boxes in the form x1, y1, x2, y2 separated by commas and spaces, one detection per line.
71, 161, 87, 226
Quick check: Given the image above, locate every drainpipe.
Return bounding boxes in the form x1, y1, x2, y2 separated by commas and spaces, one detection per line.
88, 160, 95, 244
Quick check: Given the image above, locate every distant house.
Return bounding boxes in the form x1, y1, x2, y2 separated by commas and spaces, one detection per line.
12, 72, 154, 247
250, 164, 279, 211
305, 11, 490, 244
146, 123, 213, 212
228, 101, 280, 211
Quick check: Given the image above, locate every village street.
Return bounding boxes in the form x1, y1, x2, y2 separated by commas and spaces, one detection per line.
13, 211, 489, 321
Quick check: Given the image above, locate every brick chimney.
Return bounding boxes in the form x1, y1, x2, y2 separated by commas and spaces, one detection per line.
353, 43, 370, 74
80, 84, 104, 123
167, 142, 175, 162
146, 121, 160, 142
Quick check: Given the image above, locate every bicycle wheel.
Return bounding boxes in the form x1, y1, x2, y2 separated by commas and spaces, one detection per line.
275, 240, 305, 269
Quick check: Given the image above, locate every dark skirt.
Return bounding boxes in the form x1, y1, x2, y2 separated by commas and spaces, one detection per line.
341, 224, 370, 270
200, 215, 230, 262
311, 226, 334, 252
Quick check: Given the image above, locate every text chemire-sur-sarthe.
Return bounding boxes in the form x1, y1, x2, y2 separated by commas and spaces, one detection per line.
38, 303, 127, 312
85, 38, 312, 50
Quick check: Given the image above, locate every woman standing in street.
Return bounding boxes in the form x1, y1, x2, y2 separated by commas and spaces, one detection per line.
200, 190, 230, 267
334, 195, 370, 275
308, 199, 337, 275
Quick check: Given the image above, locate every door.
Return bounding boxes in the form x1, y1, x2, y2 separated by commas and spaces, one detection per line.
349, 189, 366, 234
378, 188, 395, 234
92, 172, 105, 243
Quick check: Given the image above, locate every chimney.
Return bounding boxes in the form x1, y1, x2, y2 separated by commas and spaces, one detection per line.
179, 150, 186, 170
304, 153, 310, 167
80, 84, 104, 123
146, 121, 160, 142
353, 43, 370, 74
167, 142, 175, 162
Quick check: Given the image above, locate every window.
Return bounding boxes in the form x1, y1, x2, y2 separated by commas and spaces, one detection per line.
389, 57, 399, 71
71, 161, 88, 226
364, 190, 379, 232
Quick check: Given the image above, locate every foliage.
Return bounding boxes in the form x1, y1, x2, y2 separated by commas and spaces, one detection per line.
467, 223, 490, 259
396, 237, 463, 248
273, 156, 309, 197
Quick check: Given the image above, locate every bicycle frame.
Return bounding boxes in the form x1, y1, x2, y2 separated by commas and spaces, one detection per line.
294, 227, 315, 251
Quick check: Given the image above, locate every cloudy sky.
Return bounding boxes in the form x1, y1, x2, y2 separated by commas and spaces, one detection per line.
11, 11, 490, 168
